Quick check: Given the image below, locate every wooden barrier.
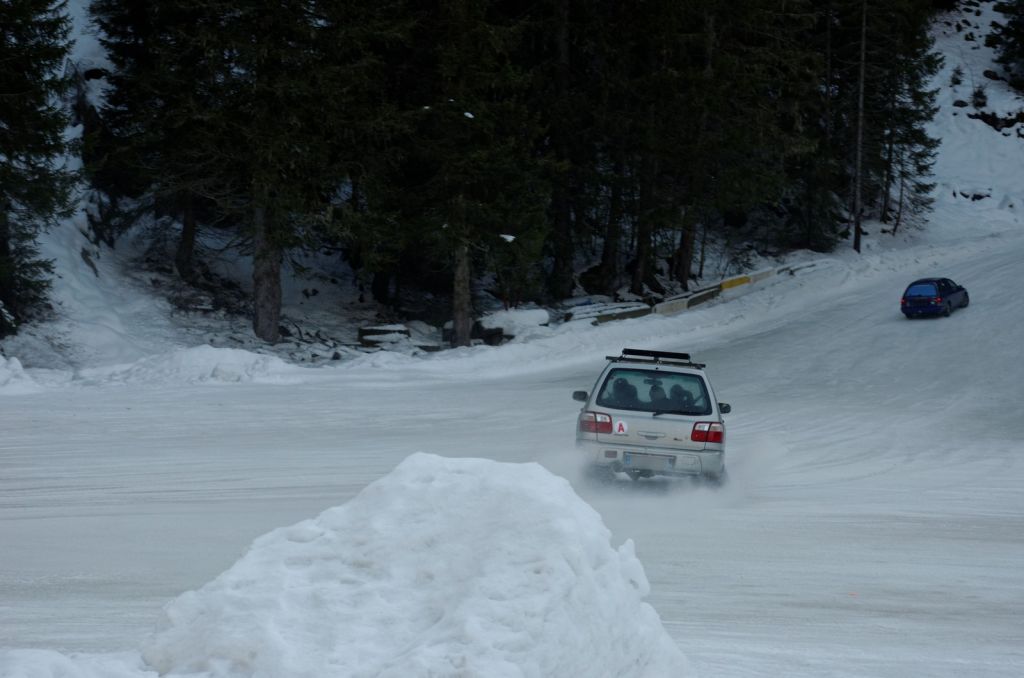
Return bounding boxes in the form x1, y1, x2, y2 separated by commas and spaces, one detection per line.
592, 306, 653, 324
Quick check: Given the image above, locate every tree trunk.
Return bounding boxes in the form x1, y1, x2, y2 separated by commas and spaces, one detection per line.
852, 0, 867, 253
252, 203, 282, 343
371, 271, 391, 305
630, 209, 653, 296
598, 158, 625, 295
880, 135, 895, 224
698, 220, 708, 278
451, 239, 472, 347
175, 194, 197, 282
892, 171, 906, 235
879, 90, 897, 224
825, 2, 834, 150
547, 184, 574, 300
631, 147, 657, 296
671, 209, 698, 290
545, 0, 575, 301
671, 9, 714, 289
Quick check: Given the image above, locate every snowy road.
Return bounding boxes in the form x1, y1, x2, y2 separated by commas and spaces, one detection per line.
3, 227, 1023, 677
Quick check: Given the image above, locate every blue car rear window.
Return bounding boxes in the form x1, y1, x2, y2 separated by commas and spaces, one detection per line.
906, 283, 937, 296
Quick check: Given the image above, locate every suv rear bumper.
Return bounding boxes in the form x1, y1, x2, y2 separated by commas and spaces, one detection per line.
577, 439, 724, 478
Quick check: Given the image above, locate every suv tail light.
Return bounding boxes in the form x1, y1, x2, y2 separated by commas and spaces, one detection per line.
691, 422, 725, 444
579, 412, 613, 434
933, 296, 942, 304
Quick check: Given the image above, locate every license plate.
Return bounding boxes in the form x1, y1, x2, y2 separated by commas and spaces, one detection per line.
623, 452, 675, 471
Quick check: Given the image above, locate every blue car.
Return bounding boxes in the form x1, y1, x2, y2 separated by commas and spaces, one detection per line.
901, 278, 969, 318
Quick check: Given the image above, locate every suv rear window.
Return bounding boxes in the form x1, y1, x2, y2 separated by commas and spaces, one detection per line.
906, 282, 937, 296
595, 368, 711, 415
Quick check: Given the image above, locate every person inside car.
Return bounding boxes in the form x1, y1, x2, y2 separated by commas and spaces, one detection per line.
611, 377, 638, 408
669, 384, 693, 410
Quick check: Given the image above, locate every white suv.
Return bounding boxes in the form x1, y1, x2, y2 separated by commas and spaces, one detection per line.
573, 348, 730, 482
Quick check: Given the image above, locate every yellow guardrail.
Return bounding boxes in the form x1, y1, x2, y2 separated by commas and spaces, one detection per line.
569, 261, 825, 324
719, 275, 751, 290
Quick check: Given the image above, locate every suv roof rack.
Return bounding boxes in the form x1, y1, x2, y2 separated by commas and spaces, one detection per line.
606, 348, 705, 369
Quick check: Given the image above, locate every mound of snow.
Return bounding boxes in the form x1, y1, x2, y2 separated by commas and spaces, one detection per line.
0, 355, 40, 394
480, 308, 552, 341
141, 453, 690, 678
73, 345, 302, 386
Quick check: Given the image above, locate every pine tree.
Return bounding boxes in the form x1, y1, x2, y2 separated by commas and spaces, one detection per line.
203, 2, 354, 342
593, 0, 699, 297
319, 0, 423, 310
93, 1, 403, 341
878, 1, 941, 233
821, 0, 941, 250
514, 0, 603, 300
583, 0, 644, 296
89, 0, 223, 282
620, 0, 821, 289
377, 0, 548, 346
0, 0, 74, 337
681, 0, 822, 270
777, 2, 847, 252
995, 0, 1024, 90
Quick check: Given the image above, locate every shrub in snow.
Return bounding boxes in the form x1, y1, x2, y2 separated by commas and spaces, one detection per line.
949, 65, 964, 87
972, 84, 988, 107
141, 453, 690, 678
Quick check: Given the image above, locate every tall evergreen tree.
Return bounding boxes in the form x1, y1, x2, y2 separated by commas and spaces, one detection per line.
823, 0, 940, 250
995, 0, 1024, 90
90, 0, 222, 282
200, 1, 351, 342
0, 0, 73, 337
600, 0, 698, 297
778, 1, 847, 252
514, 0, 602, 300
320, 0, 421, 309
877, 1, 941, 233
380, 0, 548, 346
617, 0, 820, 290
95, 0, 396, 342
675, 0, 821, 276
585, 0, 644, 296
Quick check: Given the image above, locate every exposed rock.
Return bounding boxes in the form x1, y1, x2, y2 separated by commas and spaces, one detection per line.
967, 109, 1024, 131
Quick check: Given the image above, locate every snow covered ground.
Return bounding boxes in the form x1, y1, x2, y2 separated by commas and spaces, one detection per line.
2, 2, 1024, 677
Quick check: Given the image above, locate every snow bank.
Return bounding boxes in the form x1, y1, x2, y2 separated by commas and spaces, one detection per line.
141, 453, 690, 678
0, 355, 41, 394
73, 345, 303, 386
480, 308, 552, 340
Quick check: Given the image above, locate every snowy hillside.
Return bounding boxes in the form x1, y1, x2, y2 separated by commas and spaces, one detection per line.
1, 2, 1023, 678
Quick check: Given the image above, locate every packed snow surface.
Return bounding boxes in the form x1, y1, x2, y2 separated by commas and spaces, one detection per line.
2, 2, 1024, 678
